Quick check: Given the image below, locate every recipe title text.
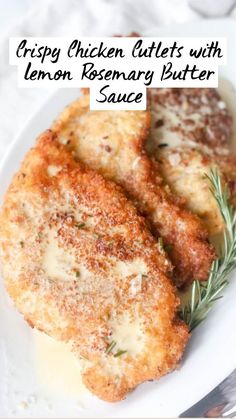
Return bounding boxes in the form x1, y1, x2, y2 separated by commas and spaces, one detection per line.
9, 37, 227, 110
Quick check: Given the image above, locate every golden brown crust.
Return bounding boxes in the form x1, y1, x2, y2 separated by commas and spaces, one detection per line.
0, 130, 189, 402
217, 154, 236, 207
147, 87, 235, 240
52, 93, 215, 287
148, 88, 233, 153
152, 147, 225, 237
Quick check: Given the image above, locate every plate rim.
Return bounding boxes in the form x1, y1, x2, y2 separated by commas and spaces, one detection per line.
0, 18, 236, 418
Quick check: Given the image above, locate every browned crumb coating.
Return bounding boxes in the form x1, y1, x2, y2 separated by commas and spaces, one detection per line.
147, 87, 235, 240
52, 94, 215, 287
0, 131, 189, 402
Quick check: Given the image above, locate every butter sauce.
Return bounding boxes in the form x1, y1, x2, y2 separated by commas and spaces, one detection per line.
33, 329, 89, 399
34, 79, 236, 400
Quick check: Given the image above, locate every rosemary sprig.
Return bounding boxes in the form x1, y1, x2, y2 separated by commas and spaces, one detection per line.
181, 169, 236, 331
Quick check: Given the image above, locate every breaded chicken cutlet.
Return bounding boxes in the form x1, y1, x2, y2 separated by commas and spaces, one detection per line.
0, 131, 189, 402
52, 93, 215, 288
147, 88, 234, 237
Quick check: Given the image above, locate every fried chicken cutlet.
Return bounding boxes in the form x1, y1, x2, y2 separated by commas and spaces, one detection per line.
52, 93, 215, 287
147, 88, 234, 237
0, 131, 189, 402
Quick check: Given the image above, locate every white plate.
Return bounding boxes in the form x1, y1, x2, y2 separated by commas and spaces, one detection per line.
0, 19, 236, 419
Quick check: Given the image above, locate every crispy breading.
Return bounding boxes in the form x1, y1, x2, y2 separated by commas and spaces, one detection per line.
147, 88, 234, 238
150, 147, 225, 237
148, 88, 233, 155
0, 131, 189, 402
52, 93, 215, 287
217, 154, 236, 206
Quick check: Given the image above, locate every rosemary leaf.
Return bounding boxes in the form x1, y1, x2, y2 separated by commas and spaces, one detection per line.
75, 222, 86, 229
114, 350, 127, 357
105, 340, 116, 354
181, 169, 236, 331
158, 237, 164, 251
80, 355, 88, 361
